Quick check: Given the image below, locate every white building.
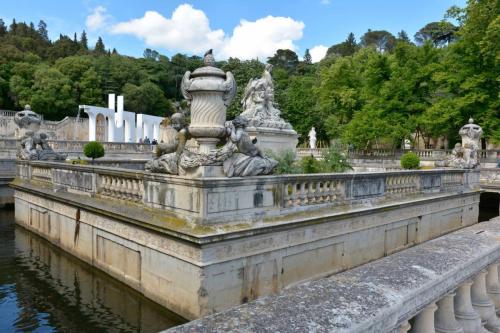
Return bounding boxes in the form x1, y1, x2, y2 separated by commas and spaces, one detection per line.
80, 94, 163, 143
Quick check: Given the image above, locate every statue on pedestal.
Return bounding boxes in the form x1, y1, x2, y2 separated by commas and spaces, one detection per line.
240, 64, 292, 130
308, 127, 317, 149
14, 105, 65, 161
436, 118, 482, 169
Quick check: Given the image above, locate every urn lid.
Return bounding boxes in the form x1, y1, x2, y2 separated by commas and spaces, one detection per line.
191, 49, 226, 79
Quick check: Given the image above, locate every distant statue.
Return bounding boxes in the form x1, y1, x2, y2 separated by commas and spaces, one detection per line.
404, 139, 411, 150
240, 64, 292, 129
436, 118, 482, 169
14, 105, 65, 161
308, 127, 317, 149
223, 116, 277, 177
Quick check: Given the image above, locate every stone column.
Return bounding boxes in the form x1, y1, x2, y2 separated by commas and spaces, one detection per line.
455, 280, 488, 333
411, 302, 437, 333
399, 320, 411, 333
471, 270, 500, 332
487, 264, 500, 313
435, 292, 463, 333
88, 113, 96, 141
107, 115, 115, 142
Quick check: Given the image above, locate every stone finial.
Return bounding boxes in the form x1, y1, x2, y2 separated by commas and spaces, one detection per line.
24, 104, 31, 111
204, 49, 215, 67
469, 117, 474, 124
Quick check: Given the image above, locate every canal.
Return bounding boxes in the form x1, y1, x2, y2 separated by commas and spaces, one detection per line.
0, 208, 185, 333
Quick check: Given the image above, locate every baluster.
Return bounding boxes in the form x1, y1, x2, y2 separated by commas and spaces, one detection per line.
434, 292, 463, 333
471, 270, 500, 332
411, 302, 437, 332
487, 264, 500, 313
399, 320, 411, 333
454, 281, 488, 333
299, 183, 307, 205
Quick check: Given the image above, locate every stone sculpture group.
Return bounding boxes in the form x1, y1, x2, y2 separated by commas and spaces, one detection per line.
146, 50, 277, 177
240, 64, 293, 130
436, 118, 482, 169
14, 105, 65, 161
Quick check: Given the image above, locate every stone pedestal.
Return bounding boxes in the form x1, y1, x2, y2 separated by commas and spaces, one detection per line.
246, 126, 298, 154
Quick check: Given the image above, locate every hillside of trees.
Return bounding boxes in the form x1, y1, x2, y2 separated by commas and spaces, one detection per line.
0, 0, 498, 148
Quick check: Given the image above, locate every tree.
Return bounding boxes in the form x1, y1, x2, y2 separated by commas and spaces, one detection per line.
80, 30, 88, 50
30, 66, 75, 119
122, 82, 172, 116
327, 32, 359, 57
143, 48, 159, 60
267, 49, 299, 73
94, 37, 105, 55
397, 30, 411, 43
303, 49, 312, 64
0, 19, 6, 36
360, 29, 396, 53
37, 20, 49, 41
414, 21, 458, 46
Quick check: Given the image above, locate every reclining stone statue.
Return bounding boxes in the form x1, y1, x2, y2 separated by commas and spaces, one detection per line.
14, 105, 66, 161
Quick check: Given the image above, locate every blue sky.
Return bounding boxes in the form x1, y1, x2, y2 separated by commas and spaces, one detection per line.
1, 0, 466, 62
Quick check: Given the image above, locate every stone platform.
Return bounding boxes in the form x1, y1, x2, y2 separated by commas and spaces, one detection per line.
12, 161, 480, 320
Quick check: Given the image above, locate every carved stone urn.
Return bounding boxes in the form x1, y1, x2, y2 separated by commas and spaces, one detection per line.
181, 49, 236, 154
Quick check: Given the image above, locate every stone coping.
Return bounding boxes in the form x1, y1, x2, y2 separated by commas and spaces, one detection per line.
165, 217, 500, 333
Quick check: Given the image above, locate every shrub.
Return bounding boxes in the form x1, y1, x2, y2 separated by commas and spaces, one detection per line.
300, 155, 323, 174
320, 144, 352, 173
266, 149, 301, 175
83, 141, 105, 163
400, 152, 420, 169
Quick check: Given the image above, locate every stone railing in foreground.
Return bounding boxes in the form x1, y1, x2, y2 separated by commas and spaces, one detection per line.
16, 161, 478, 225
166, 217, 500, 333
12, 160, 481, 320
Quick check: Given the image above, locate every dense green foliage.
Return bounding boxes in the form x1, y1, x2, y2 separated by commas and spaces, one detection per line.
400, 152, 421, 169
83, 141, 104, 161
270, 145, 352, 174
0, 0, 498, 146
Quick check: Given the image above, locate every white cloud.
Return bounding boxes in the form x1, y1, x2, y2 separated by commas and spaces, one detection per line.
110, 4, 305, 60
110, 4, 225, 54
309, 45, 328, 62
219, 16, 304, 60
86, 6, 110, 32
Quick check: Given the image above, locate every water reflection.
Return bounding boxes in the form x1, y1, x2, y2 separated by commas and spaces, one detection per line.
0, 209, 185, 332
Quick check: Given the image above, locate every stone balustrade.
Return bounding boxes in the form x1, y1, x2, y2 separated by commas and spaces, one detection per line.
0, 138, 153, 153
165, 217, 500, 333
296, 148, 500, 164
16, 160, 479, 225
481, 168, 500, 189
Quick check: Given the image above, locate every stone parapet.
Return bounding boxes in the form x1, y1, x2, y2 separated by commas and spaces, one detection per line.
165, 217, 500, 333
15, 161, 479, 225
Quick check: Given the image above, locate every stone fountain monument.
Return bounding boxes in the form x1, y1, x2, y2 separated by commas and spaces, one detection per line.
146, 50, 277, 177
436, 117, 483, 169
239, 64, 298, 153
14, 105, 65, 161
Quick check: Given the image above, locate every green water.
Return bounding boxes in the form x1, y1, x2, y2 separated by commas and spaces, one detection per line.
0, 208, 185, 333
